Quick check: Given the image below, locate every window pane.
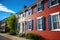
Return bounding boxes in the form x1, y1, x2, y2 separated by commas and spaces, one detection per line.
51, 0, 57, 6
53, 22, 58, 29
37, 19, 42, 29
52, 14, 59, 29
28, 21, 32, 29
52, 14, 58, 22
58, 22, 60, 29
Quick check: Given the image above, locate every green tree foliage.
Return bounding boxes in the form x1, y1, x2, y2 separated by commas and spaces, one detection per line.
5, 14, 16, 33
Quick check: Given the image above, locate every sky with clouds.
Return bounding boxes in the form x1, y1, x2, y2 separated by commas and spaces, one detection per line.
0, 0, 36, 20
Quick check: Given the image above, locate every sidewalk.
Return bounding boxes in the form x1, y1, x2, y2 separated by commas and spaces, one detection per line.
0, 33, 29, 40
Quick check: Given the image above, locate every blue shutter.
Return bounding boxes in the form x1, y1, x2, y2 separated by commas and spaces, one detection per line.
42, 17, 45, 30
26, 21, 28, 30
41, 1, 44, 10
48, 15, 52, 30
47, 0, 50, 8
36, 19, 38, 30
30, 20, 33, 30
22, 22, 24, 32
58, 0, 60, 3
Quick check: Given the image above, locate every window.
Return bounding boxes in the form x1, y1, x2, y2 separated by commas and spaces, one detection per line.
17, 15, 20, 19
36, 1, 44, 12
17, 23, 20, 30
28, 8, 32, 16
47, 0, 60, 8
36, 16, 45, 31
51, 0, 57, 6
26, 20, 33, 30
36, 18, 42, 30
48, 12, 60, 31
23, 12, 26, 17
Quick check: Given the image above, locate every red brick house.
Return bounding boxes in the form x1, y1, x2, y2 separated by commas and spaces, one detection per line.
17, 0, 60, 40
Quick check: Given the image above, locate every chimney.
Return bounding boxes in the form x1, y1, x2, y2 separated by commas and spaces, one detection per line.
23, 5, 27, 9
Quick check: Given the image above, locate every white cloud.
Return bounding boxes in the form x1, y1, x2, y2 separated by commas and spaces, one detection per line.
0, 4, 15, 13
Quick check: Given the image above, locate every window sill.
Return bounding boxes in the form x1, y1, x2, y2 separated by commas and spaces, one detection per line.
51, 29, 60, 31
37, 29, 43, 31
50, 3, 59, 8
37, 10, 42, 13
28, 29, 32, 31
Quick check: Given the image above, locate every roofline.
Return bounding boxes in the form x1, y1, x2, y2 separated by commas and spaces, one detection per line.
16, 0, 43, 15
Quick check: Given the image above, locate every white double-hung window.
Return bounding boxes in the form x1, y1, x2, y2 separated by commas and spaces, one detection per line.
36, 16, 45, 31
48, 12, 60, 31
26, 19, 33, 30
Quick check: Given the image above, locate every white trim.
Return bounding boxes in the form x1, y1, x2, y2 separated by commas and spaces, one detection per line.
37, 29, 43, 31
36, 16, 43, 19
50, 12, 59, 16
28, 19, 32, 21
51, 29, 60, 31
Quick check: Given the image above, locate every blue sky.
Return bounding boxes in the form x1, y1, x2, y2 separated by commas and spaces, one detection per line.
0, 0, 36, 21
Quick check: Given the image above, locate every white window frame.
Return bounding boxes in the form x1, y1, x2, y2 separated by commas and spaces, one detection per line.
50, 12, 60, 31
36, 16, 43, 31
27, 19, 32, 31
50, 0, 59, 8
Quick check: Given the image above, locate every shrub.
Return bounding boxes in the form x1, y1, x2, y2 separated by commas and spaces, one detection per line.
9, 30, 16, 35
25, 33, 40, 40
0, 30, 5, 33
0, 30, 3, 33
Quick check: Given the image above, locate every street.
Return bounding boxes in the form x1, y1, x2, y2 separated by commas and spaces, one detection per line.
0, 33, 29, 40
0, 35, 11, 40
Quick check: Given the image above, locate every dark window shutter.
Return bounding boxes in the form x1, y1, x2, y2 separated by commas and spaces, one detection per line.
36, 19, 39, 30
36, 19, 38, 30
58, 0, 60, 3
42, 17, 45, 30
41, 1, 44, 10
26, 21, 28, 30
30, 20, 33, 30
47, 0, 50, 8
48, 15, 52, 30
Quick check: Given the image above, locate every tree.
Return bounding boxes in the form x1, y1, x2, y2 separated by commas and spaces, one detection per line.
5, 14, 16, 35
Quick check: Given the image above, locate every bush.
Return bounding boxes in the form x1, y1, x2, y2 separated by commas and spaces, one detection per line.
9, 30, 16, 35
0, 30, 3, 33
0, 30, 5, 33
25, 33, 40, 40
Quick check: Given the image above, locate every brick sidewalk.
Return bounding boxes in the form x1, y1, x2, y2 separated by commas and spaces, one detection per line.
0, 33, 29, 40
